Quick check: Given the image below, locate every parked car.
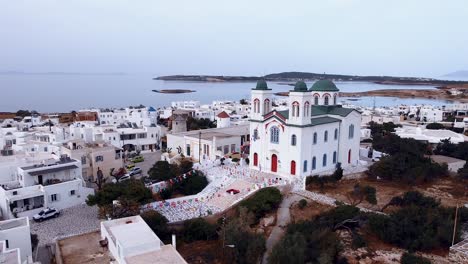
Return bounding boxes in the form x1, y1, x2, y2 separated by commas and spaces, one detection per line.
226, 189, 240, 194
126, 164, 135, 170
33, 207, 60, 222
132, 156, 144, 163
129, 167, 142, 176
118, 175, 132, 182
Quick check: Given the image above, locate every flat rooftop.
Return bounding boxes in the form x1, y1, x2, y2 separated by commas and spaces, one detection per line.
126, 245, 187, 264
21, 158, 76, 171
173, 124, 249, 140
56, 231, 112, 264
0, 217, 28, 231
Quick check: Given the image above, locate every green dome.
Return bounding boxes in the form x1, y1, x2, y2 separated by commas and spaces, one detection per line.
293, 81, 308, 92
253, 79, 270, 90
309, 80, 339, 92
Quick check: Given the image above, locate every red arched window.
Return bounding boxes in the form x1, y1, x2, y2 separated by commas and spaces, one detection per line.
304, 101, 310, 117
253, 153, 258, 166
264, 99, 270, 113
253, 98, 260, 113
292, 101, 300, 117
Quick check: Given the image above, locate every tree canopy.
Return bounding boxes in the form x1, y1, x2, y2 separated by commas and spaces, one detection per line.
369, 191, 468, 251
239, 187, 282, 223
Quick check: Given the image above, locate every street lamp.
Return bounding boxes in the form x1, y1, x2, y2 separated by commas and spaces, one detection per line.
198, 130, 201, 162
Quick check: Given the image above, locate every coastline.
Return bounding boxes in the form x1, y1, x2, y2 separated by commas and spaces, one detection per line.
154, 73, 468, 87
275, 89, 467, 103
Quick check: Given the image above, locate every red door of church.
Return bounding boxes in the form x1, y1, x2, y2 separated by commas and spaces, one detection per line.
253, 153, 258, 166
271, 154, 278, 172
290, 160, 296, 175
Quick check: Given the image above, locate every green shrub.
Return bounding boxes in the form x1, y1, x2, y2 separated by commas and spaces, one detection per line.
368, 192, 466, 251
232, 157, 240, 163
160, 188, 173, 200
426, 123, 445, 130
400, 252, 431, 264
86, 179, 152, 207
298, 199, 307, 209
175, 171, 208, 195
182, 218, 217, 242
239, 187, 282, 223
351, 233, 367, 249
141, 210, 170, 241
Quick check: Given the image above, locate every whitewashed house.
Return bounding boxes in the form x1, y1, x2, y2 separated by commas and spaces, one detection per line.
100, 215, 186, 264
0, 156, 94, 219
0, 217, 32, 263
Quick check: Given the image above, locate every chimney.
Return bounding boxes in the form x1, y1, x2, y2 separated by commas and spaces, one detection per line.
172, 234, 176, 249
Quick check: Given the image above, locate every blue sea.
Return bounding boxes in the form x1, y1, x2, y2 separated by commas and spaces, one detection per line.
0, 74, 458, 112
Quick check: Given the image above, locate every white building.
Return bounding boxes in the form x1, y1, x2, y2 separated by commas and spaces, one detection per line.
395, 126, 465, 144
0, 156, 94, 219
100, 215, 186, 264
0, 217, 32, 263
249, 80, 361, 177
60, 140, 123, 182
166, 125, 250, 161
216, 111, 231, 128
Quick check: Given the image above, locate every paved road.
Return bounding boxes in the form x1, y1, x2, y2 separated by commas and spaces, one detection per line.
125, 151, 161, 179
262, 192, 304, 264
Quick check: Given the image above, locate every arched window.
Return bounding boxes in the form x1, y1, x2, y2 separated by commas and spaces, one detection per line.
264, 99, 270, 113
324, 96, 329, 106
333, 151, 337, 164
324, 131, 328, 142
292, 102, 300, 117
334, 128, 338, 140
333, 94, 337, 105
253, 129, 258, 140
270, 126, 280, 144
253, 99, 260, 113
348, 124, 354, 139
291, 134, 297, 146
323, 154, 327, 167
303, 160, 308, 172
312, 157, 316, 170
304, 102, 310, 117
314, 96, 319, 105
313, 132, 317, 144
254, 153, 258, 166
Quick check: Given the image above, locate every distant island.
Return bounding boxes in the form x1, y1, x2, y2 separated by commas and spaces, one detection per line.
155, 71, 468, 87
152, 89, 195, 94
443, 70, 468, 78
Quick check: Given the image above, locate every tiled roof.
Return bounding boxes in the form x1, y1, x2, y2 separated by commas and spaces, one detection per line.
311, 105, 355, 117
217, 111, 230, 118
310, 116, 341, 126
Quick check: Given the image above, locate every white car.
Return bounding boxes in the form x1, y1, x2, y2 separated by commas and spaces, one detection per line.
33, 207, 60, 222
118, 175, 132, 182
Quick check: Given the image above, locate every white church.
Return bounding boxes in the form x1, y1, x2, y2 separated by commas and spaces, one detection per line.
249, 79, 361, 177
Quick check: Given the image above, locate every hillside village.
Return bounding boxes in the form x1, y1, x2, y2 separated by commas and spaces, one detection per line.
0, 80, 467, 264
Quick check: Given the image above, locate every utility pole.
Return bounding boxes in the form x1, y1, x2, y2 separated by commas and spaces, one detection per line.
198, 131, 201, 162
452, 202, 459, 246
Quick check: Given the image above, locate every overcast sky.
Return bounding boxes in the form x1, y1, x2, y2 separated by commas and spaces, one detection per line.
1, 0, 467, 77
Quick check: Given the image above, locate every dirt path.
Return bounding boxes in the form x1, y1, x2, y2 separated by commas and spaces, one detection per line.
261, 193, 303, 264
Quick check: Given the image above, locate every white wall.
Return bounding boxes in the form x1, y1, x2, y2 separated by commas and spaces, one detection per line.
0, 217, 32, 263
43, 180, 94, 210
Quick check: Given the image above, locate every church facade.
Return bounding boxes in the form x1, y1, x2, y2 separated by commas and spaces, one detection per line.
249, 80, 361, 177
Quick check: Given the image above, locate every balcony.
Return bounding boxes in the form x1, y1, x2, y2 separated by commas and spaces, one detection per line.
9, 195, 45, 218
